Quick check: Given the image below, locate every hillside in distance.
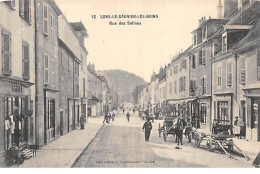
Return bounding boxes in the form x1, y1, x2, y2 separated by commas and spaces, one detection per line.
98, 69, 147, 103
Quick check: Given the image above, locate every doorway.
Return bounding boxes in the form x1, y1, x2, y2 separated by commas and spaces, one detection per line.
60, 111, 63, 136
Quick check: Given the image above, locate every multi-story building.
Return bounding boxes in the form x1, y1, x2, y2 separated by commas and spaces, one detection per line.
58, 14, 84, 132
211, 0, 260, 140
69, 22, 88, 122
165, 48, 191, 120
0, 0, 35, 165
34, 0, 61, 147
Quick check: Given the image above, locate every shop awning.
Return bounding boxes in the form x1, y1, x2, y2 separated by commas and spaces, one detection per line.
242, 88, 260, 97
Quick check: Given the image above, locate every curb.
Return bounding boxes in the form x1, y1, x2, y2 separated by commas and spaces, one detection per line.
68, 124, 105, 168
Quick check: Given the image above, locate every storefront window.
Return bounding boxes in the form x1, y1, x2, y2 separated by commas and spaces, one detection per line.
201, 103, 207, 123
218, 101, 229, 124
252, 99, 259, 129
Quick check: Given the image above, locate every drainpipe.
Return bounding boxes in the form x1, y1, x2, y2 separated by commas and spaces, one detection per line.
34, 0, 39, 149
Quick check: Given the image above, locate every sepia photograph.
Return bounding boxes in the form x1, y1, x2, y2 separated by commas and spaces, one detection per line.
0, 0, 260, 169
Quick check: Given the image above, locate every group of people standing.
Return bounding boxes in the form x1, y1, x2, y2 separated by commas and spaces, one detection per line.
103, 112, 116, 124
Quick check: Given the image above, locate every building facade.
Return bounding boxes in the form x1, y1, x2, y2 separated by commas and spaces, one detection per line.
0, 0, 35, 165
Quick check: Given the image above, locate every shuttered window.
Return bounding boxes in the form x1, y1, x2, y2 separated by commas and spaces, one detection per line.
43, 3, 48, 35
19, 0, 31, 24
227, 62, 232, 86
201, 77, 207, 95
22, 42, 30, 80
240, 58, 246, 85
192, 55, 196, 69
199, 50, 202, 65
50, 15, 54, 40
217, 66, 222, 86
44, 54, 49, 84
50, 59, 54, 85
202, 49, 206, 65
2, 29, 12, 75
4, 0, 15, 10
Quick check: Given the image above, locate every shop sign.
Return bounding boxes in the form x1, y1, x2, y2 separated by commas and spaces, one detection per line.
12, 83, 22, 93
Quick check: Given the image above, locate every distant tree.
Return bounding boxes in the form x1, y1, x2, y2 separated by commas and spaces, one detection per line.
131, 85, 145, 105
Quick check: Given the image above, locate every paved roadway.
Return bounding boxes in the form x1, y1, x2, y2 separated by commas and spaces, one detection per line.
74, 112, 253, 168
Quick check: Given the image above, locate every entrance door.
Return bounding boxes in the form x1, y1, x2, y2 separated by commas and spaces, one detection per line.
88, 108, 91, 116
60, 111, 63, 136
241, 101, 246, 137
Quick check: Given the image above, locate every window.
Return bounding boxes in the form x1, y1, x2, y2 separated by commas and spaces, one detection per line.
179, 76, 186, 92
22, 42, 30, 80
170, 82, 172, 95
75, 63, 79, 76
1, 29, 12, 75
59, 46, 63, 67
174, 65, 178, 74
192, 55, 196, 69
227, 62, 232, 86
50, 15, 54, 40
81, 55, 84, 72
240, 58, 246, 85
257, 50, 260, 81
193, 33, 197, 46
50, 59, 54, 85
75, 85, 79, 98
170, 69, 172, 76
201, 77, 207, 95
19, 0, 31, 24
44, 53, 49, 84
211, 42, 215, 58
222, 36, 227, 52
47, 99, 55, 139
68, 54, 71, 71
201, 103, 207, 123
182, 59, 187, 70
199, 49, 206, 65
217, 66, 222, 86
4, 0, 15, 10
174, 81, 177, 94
43, 3, 48, 35
202, 26, 207, 41
217, 101, 229, 124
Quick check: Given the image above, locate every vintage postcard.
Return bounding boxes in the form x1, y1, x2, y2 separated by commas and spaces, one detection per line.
0, 0, 259, 168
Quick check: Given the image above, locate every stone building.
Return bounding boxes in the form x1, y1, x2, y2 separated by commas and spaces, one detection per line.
34, 0, 61, 147
0, 0, 35, 165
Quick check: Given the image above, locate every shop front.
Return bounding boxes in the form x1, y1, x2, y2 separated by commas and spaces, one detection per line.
0, 78, 34, 166
243, 88, 260, 141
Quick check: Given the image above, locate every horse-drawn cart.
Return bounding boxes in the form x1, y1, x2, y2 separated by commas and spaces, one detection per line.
194, 120, 250, 160
158, 116, 177, 142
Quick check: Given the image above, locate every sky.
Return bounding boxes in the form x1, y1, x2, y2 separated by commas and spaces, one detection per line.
56, 0, 219, 82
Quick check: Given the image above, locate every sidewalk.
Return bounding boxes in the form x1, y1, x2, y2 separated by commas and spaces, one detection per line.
18, 117, 104, 168
232, 138, 260, 160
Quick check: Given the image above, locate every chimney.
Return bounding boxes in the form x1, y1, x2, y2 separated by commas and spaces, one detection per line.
217, 0, 223, 19
223, 0, 238, 19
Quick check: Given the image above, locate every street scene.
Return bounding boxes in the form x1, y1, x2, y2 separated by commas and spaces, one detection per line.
1, 0, 260, 168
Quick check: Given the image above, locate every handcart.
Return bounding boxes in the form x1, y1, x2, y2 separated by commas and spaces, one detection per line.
158, 116, 177, 142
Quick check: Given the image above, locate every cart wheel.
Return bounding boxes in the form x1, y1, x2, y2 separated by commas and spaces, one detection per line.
163, 127, 167, 142
158, 123, 161, 137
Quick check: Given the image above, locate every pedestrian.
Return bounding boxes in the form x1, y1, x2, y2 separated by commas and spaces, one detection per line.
126, 112, 130, 122
123, 109, 125, 113
103, 113, 109, 124
112, 112, 115, 121
233, 116, 242, 139
143, 119, 153, 141
108, 113, 112, 122
175, 116, 184, 148
80, 113, 85, 130
184, 122, 192, 143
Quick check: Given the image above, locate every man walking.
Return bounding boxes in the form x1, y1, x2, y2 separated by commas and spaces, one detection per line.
143, 119, 153, 141
126, 112, 130, 122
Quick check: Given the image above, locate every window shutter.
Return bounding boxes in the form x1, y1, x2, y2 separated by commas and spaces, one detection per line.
204, 77, 207, 94
202, 50, 206, 65
227, 62, 232, 86
23, 44, 30, 80
2, 31, 11, 75
201, 77, 204, 95
240, 59, 246, 85
19, 0, 24, 17
43, 4, 48, 35
44, 54, 49, 84
29, 0, 32, 24
199, 50, 202, 65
